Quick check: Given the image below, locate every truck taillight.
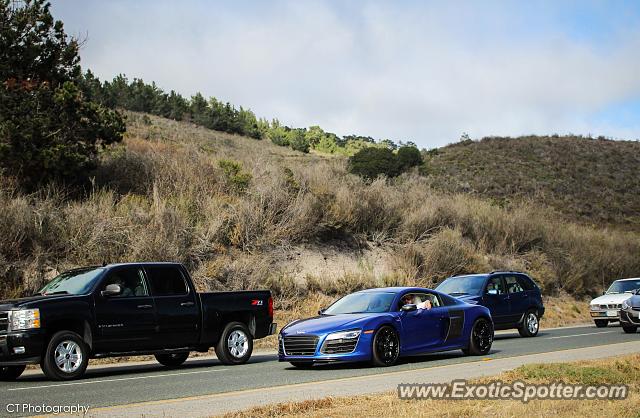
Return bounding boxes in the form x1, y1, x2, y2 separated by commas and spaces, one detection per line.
268, 296, 273, 318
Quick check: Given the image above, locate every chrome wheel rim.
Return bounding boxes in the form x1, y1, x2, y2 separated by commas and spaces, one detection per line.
375, 327, 399, 365
473, 320, 493, 352
228, 330, 249, 358
526, 313, 539, 334
55, 340, 83, 373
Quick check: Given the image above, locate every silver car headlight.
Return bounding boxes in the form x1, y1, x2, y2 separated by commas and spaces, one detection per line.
8, 309, 41, 331
621, 300, 630, 310
326, 329, 361, 341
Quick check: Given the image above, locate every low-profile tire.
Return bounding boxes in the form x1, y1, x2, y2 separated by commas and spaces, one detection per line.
371, 325, 400, 367
290, 362, 314, 369
0, 365, 26, 381
215, 321, 253, 365
463, 318, 494, 356
622, 325, 638, 334
594, 319, 608, 328
155, 352, 189, 367
518, 310, 540, 337
41, 330, 89, 381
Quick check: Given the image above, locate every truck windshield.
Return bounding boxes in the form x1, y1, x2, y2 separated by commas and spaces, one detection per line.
606, 280, 640, 294
38, 268, 105, 296
323, 292, 395, 315
436, 275, 486, 296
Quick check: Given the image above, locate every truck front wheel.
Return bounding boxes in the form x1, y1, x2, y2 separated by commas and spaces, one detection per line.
41, 331, 89, 381
215, 322, 253, 365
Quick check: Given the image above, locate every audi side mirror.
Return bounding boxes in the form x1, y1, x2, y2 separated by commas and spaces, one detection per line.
101, 284, 122, 297
401, 304, 417, 312
318, 308, 325, 315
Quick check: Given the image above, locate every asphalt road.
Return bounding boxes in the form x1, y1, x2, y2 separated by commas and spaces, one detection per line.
1, 324, 638, 417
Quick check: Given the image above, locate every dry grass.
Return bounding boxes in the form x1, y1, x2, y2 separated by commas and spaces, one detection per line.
1, 112, 640, 302
222, 354, 640, 418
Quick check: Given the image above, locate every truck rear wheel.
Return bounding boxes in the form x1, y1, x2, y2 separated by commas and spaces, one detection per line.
215, 321, 253, 365
155, 352, 189, 367
41, 330, 89, 381
0, 365, 26, 381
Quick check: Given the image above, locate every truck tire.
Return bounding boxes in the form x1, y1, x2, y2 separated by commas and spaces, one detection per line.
155, 352, 189, 367
622, 325, 637, 334
0, 365, 26, 381
594, 319, 608, 328
215, 321, 253, 365
41, 330, 89, 381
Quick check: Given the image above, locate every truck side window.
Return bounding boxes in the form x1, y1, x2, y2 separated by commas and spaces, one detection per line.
103, 268, 148, 297
146, 266, 188, 296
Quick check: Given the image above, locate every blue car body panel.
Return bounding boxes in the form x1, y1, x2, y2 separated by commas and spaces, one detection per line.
278, 287, 491, 364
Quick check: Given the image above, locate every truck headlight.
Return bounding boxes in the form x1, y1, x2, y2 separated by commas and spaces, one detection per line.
621, 300, 630, 310
590, 304, 599, 311
8, 309, 40, 331
326, 330, 361, 341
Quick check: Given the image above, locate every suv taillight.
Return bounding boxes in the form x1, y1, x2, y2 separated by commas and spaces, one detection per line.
268, 296, 273, 318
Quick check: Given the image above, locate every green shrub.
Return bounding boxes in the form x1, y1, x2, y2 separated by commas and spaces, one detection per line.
287, 129, 310, 153
218, 159, 251, 193
397, 145, 423, 170
348, 147, 400, 179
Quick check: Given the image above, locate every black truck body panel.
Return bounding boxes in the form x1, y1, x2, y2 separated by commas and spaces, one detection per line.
0, 262, 275, 366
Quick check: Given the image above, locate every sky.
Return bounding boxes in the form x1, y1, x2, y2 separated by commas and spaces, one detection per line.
52, 0, 640, 148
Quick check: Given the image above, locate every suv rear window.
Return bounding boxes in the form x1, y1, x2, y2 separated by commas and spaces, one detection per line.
516, 274, 535, 291
146, 265, 188, 296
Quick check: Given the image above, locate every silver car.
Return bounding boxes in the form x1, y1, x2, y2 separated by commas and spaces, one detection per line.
620, 290, 640, 334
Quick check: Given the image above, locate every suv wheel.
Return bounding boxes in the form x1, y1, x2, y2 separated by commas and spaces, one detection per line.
518, 310, 540, 337
594, 319, 608, 328
42, 331, 89, 381
0, 365, 26, 381
215, 322, 253, 365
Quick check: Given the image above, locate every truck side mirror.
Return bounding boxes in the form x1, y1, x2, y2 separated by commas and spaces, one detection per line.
101, 284, 122, 297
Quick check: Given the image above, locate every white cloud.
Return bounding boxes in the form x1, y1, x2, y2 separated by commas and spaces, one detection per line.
53, 0, 640, 147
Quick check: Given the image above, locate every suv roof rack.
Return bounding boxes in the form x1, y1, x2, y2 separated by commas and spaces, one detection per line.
489, 270, 524, 274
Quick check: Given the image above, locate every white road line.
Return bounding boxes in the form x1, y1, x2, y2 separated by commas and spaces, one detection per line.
546, 331, 618, 340
7, 368, 228, 391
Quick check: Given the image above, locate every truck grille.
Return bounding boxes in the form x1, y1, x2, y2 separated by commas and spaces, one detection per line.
321, 337, 359, 354
0, 312, 8, 333
600, 304, 621, 309
283, 335, 319, 356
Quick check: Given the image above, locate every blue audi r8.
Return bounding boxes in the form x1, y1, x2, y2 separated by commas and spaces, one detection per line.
278, 287, 493, 368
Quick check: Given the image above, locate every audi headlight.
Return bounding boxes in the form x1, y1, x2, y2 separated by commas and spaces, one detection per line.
8, 309, 40, 331
621, 300, 630, 310
326, 329, 361, 341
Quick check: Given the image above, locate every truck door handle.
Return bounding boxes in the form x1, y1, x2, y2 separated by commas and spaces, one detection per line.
180, 302, 195, 307
137, 304, 153, 309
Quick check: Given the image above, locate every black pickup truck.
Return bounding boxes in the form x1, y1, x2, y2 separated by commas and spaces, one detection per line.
0, 262, 276, 381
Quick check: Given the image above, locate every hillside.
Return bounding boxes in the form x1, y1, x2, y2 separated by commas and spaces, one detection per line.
428, 135, 640, 229
1, 112, 640, 307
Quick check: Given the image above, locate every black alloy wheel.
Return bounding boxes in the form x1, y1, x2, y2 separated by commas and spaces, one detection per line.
371, 326, 400, 367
